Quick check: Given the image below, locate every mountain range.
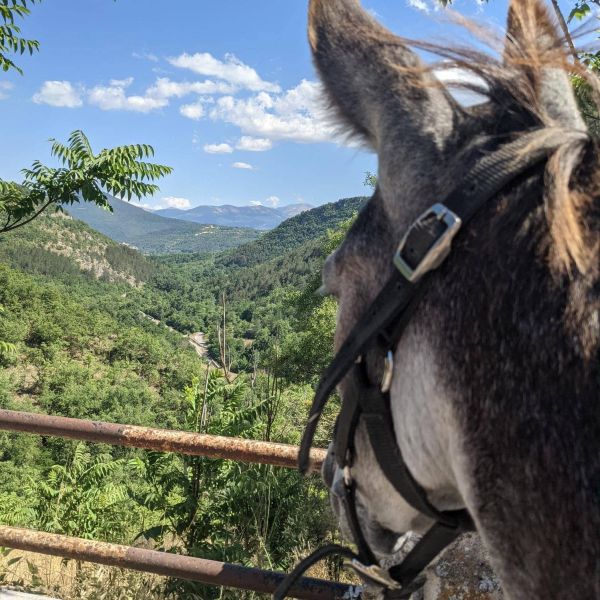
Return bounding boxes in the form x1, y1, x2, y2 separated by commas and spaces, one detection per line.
66, 196, 260, 254
155, 203, 313, 230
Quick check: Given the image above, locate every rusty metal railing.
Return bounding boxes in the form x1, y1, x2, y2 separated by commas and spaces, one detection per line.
0, 526, 360, 600
0, 409, 349, 597
0, 409, 326, 472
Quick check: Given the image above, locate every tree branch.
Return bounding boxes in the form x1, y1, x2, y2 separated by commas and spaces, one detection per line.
550, 0, 579, 63
0, 198, 54, 234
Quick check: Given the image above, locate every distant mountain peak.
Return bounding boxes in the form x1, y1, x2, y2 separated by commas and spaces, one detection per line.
155, 202, 314, 230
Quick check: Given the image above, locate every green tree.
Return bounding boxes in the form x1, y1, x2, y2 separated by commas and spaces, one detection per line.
0, 306, 15, 358
34, 443, 132, 539
0, 130, 172, 234
363, 171, 377, 190
0, 0, 39, 74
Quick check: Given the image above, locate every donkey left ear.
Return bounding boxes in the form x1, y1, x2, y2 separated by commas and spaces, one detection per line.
308, 0, 458, 150
504, 0, 584, 129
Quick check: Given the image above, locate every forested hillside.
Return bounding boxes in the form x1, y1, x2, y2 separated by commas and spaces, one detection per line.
217, 196, 367, 268
0, 213, 157, 285
0, 195, 361, 599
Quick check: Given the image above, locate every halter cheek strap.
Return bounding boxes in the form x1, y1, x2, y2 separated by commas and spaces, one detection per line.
274, 128, 586, 600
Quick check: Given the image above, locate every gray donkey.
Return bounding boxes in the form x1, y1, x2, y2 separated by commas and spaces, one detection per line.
310, 0, 600, 598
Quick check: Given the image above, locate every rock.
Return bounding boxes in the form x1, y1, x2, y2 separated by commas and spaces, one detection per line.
355, 533, 503, 600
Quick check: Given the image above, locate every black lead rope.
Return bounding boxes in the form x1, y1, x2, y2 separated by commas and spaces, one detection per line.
277, 128, 585, 600
272, 545, 359, 600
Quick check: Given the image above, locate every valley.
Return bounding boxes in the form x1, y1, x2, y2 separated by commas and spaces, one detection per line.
0, 193, 366, 599
66, 196, 261, 255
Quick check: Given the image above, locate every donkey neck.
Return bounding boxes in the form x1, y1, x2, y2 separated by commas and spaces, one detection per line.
422, 176, 600, 599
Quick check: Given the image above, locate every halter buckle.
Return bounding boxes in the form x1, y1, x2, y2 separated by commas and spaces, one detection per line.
381, 350, 394, 393
394, 203, 462, 283
348, 559, 402, 590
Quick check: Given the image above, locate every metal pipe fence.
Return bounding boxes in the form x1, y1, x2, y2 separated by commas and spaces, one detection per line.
0, 526, 360, 600
0, 409, 347, 598
0, 409, 326, 472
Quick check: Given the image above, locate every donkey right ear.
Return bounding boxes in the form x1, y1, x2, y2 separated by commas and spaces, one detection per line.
504, 0, 584, 129
308, 0, 458, 149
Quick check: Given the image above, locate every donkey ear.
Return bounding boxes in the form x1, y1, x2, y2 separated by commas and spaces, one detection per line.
504, 0, 584, 129
308, 0, 457, 148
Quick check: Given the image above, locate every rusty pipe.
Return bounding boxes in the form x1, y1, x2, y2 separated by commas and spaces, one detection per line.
0, 526, 360, 600
0, 409, 326, 472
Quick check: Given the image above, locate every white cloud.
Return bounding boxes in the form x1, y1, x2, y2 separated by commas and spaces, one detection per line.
236, 136, 273, 152
132, 51, 159, 62
203, 143, 233, 154
168, 52, 280, 93
232, 161, 253, 170
407, 0, 430, 12
86, 76, 231, 114
250, 196, 280, 208
162, 196, 191, 209
0, 81, 14, 100
109, 77, 134, 87
265, 195, 280, 207
146, 77, 233, 99
32, 81, 83, 108
208, 79, 338, 144
180, 101, 205, 120
141, 196, 191, 211
88, 77, 167, 112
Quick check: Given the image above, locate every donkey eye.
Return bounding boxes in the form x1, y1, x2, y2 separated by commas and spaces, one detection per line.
316, 284, 332, 297
321, 253, 339, 298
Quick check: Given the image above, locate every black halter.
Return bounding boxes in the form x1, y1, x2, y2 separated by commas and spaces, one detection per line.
274, 128, 578, 600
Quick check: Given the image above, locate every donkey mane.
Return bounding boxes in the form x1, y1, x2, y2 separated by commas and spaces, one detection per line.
314, 0, 600, 275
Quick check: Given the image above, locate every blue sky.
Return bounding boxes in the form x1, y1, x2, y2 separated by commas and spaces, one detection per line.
0, 0, 545, 210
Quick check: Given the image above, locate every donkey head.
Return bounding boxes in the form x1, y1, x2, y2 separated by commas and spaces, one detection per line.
312, 0, 598, 590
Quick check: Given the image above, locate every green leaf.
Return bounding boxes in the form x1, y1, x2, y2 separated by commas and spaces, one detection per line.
568, 2, 591, 22
1, 129, 171, 234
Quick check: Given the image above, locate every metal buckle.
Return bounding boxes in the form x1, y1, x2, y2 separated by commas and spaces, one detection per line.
343, 448, 354, 487
347, 559, 402, 590
380, 350, 394, 393
394, 203, 462, 283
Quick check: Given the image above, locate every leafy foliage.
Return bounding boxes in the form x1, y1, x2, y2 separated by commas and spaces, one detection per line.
567, 0, 597, 22
0, 190, 358, 598
363, 171, 377, 190
0, 0, 40, 74
0, 130, 172, 234
0, 305, 15, 358
34, 443, 134, 540
217, 197, 367, 269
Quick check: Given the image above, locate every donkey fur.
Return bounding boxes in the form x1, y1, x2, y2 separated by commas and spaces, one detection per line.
312, 1, 600, 598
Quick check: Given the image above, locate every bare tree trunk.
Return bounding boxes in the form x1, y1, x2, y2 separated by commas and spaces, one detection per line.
217, 293, 232, 382
550, 0, 579, 63
200, 365, 210, 433
251, 351, 258, 389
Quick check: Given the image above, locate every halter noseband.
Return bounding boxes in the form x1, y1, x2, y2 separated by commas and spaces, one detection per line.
274, 128, 585, 600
